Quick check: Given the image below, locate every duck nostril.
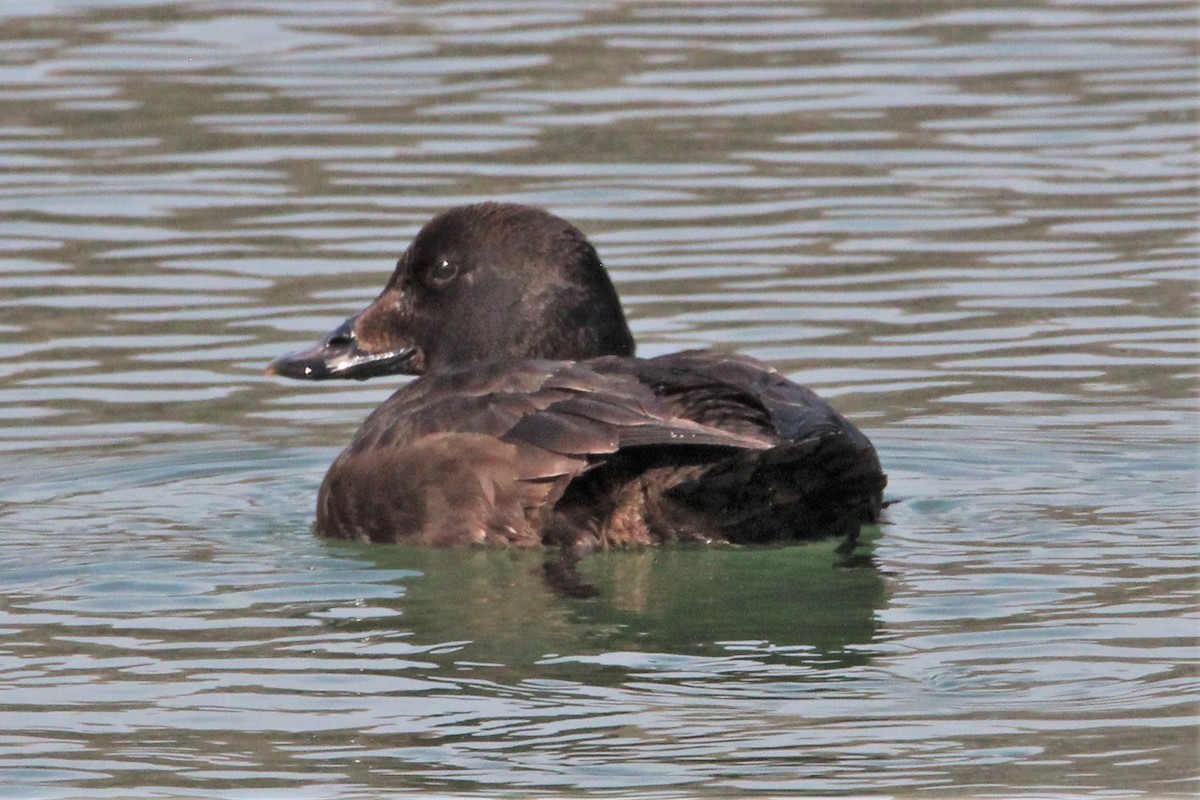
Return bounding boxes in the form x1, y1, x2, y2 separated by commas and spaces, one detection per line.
324, 317, 359, 349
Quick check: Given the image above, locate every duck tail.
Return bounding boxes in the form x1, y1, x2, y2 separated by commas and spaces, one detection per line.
665, 432, 886, 543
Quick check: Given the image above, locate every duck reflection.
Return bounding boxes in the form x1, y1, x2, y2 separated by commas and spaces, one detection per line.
331, 535, 885, 670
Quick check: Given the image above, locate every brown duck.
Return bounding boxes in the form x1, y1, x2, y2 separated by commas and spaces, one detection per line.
268, 203, 885, 549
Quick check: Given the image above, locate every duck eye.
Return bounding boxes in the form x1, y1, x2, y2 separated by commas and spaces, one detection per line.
429, 259, 458, 286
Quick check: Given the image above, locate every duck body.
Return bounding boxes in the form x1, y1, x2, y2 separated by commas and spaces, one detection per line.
270, 203, 885, 549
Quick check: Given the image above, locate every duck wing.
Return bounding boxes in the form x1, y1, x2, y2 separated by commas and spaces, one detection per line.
348, 358, 769, 463
317, 359, 772, 545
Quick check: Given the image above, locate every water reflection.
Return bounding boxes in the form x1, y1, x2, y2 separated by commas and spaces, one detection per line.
348, 539, 884, 672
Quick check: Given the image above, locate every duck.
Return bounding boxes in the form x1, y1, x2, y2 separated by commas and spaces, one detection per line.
268, 202, 885, 549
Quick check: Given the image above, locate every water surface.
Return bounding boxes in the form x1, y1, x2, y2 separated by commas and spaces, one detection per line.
0, 0, 1196, 797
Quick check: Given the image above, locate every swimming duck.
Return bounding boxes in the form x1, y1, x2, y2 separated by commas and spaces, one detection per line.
268, 203, 885, 549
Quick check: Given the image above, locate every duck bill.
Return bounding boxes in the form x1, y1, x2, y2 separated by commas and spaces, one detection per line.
266, 316, 422, 381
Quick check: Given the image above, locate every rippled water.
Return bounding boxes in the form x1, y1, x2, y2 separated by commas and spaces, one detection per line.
1, 1, 1196, 797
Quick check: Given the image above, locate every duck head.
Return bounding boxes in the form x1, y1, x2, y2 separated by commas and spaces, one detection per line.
268, 203, 635, 380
